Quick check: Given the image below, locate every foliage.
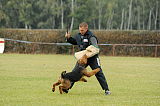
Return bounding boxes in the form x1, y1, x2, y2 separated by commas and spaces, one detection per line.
0, 29, 159, 56
0, 0, 159, 30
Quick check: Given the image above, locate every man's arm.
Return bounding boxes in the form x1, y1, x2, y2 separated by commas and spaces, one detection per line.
65, 32, 77, 45
67, 37, 77, 45
90, 37, 98, 48
74, 45, 100, 60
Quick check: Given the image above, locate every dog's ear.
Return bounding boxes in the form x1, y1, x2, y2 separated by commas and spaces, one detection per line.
62, 71, 66, 73
61, 71, 66, 78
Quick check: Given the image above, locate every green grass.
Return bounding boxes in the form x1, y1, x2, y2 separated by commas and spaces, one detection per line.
0, 54, 160, 106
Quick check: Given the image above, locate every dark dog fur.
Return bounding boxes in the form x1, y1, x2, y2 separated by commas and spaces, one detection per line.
52, 55, 100, 94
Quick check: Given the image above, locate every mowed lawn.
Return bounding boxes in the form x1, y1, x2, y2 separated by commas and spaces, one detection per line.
0, 54, 160, 106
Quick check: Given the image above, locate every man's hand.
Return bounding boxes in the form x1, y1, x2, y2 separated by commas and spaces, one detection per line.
65, 32, 71, 39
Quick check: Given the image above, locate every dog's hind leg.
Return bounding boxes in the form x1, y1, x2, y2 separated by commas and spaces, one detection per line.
82, 68, 100, 77
79, 77, 87, 82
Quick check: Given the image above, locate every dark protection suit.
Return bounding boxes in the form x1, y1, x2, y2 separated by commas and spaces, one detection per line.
67, 30, 109, 91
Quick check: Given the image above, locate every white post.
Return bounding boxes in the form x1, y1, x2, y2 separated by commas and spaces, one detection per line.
0, 38, 5, 53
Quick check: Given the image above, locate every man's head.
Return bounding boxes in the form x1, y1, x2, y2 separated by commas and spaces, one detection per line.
79, 22, 88, 35
78, 54, 88, 65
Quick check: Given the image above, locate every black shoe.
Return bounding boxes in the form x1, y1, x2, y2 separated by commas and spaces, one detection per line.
105, 90, 111, 95
62, 89, 69, 93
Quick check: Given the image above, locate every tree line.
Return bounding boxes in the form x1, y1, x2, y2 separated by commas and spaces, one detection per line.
0, 0, 159, 30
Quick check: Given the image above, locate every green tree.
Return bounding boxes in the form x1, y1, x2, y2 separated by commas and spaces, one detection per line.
0, 0, 159, 30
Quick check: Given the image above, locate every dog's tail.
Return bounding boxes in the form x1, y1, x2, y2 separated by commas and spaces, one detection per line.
61, 71, 66, 78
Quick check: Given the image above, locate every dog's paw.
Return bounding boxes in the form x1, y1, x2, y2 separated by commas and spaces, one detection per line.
84, 80, 87, 82
81, 78, 87, 82
52, 88, 55, 92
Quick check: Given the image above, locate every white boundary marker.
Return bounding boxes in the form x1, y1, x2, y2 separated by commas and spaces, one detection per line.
0, 38, 5, 53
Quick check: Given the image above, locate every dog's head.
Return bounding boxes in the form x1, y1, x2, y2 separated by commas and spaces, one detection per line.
78, 54, 88, 65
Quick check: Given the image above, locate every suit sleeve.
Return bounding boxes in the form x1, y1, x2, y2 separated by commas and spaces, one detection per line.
66, 37, 77, 45
90, 37, 99, 48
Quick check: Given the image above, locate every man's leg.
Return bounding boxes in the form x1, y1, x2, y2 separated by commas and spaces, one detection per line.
95, 69, 111, 95
95, 67, 109, 90
88, 55, 110, 95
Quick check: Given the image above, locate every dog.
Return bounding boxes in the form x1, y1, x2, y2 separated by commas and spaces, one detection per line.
52, 54, 100, 94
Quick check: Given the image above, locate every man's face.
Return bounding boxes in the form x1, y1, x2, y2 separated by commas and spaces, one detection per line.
79, 27, 88, 35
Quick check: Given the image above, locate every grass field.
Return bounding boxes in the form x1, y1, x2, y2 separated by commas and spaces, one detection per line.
0, 54, 160, 106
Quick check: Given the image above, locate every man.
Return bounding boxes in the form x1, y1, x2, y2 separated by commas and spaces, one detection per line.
65, 22, 111, 95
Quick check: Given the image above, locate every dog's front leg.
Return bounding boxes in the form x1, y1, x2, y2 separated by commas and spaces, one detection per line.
58, 79, 71, 94
59, 85, 63, 94
52, 80, 61, 92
